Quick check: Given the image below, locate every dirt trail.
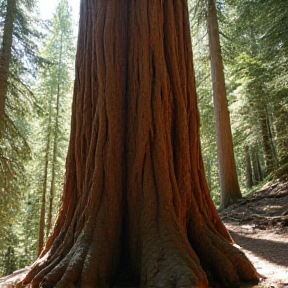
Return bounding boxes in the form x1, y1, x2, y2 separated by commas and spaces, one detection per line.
221, 181, 288, 288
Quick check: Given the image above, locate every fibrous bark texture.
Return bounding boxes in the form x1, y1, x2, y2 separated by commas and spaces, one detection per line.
18, 1, 259, 287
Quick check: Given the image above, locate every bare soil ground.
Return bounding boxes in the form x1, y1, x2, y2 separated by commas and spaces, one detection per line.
220, 181, 288, 288
1, 182, 288, 288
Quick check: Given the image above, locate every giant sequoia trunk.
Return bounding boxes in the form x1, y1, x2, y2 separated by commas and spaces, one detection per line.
18, 1, 259, 287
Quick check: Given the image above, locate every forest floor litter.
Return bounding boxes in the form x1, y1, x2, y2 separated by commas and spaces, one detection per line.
220, 181, 288, 288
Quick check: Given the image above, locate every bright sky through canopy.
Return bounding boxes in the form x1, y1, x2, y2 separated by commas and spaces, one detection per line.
38, 0, 80, 22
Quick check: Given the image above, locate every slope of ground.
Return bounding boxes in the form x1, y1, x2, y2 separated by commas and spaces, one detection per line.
220, 181, 288, 288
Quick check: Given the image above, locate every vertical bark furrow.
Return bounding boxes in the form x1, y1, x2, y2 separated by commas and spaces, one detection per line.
73, 7, 91, 198
172, 1, 188, 102
127, 1, 153, 273
188, 220, 259, 286
163, 1, 199, 224
29, 256, 62, 287
45, 219, 98, 286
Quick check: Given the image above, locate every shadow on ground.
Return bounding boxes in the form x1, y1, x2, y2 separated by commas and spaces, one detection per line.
229, 229, 288, 267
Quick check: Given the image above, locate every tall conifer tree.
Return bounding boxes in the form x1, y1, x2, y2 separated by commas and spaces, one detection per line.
34, 0, 75, 254
18, 1, 259, 287
0, 0, 41, 272
207, 0, 241, 209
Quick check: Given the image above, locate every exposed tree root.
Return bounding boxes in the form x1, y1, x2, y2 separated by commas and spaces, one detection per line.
188, 220, 259, 287
139, 225, 209, 288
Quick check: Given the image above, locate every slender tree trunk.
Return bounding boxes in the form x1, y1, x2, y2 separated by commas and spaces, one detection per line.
0, 0, 16, 138
245, 146, 253, 188
38, 140, 50, 254
246, 7, 276, 175
46, 120, 57, 238
258, 102, 274, 174
251, 147, 263, 183
274, 100, 288, 162
266, 106, 277, 165
19, 1, 259, 287
4, 246, 16, 275
38, 85, 54, 254
204, 157, 212, 191
207, 0, 242, 210
46, 33, 63, 237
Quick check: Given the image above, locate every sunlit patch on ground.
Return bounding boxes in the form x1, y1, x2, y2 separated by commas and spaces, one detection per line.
221, 181, 288, 288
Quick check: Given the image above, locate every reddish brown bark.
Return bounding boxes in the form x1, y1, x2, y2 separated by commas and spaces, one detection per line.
17, 1, 259, 287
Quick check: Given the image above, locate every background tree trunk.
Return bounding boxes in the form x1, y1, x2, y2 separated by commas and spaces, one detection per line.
18, 1, 259, 287
274, 99, 288, 163
38, 137, 50, 255
3, 246, 16, 276
38, 84, 54, 254
258, 102, 275, 174
245, 146, 254, 188
207, 0, 242, 210
251, 147, 263, 184
0, 0, 16, 138
46, 34, 63, 237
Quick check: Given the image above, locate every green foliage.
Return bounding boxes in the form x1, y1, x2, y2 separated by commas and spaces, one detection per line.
0, 0, 44, 274
0, 0, 75, 275
189, 0, 288, 200
23, 0, 75, 254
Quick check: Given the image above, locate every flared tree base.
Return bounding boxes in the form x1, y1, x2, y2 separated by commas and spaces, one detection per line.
16, 210, 259, 288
